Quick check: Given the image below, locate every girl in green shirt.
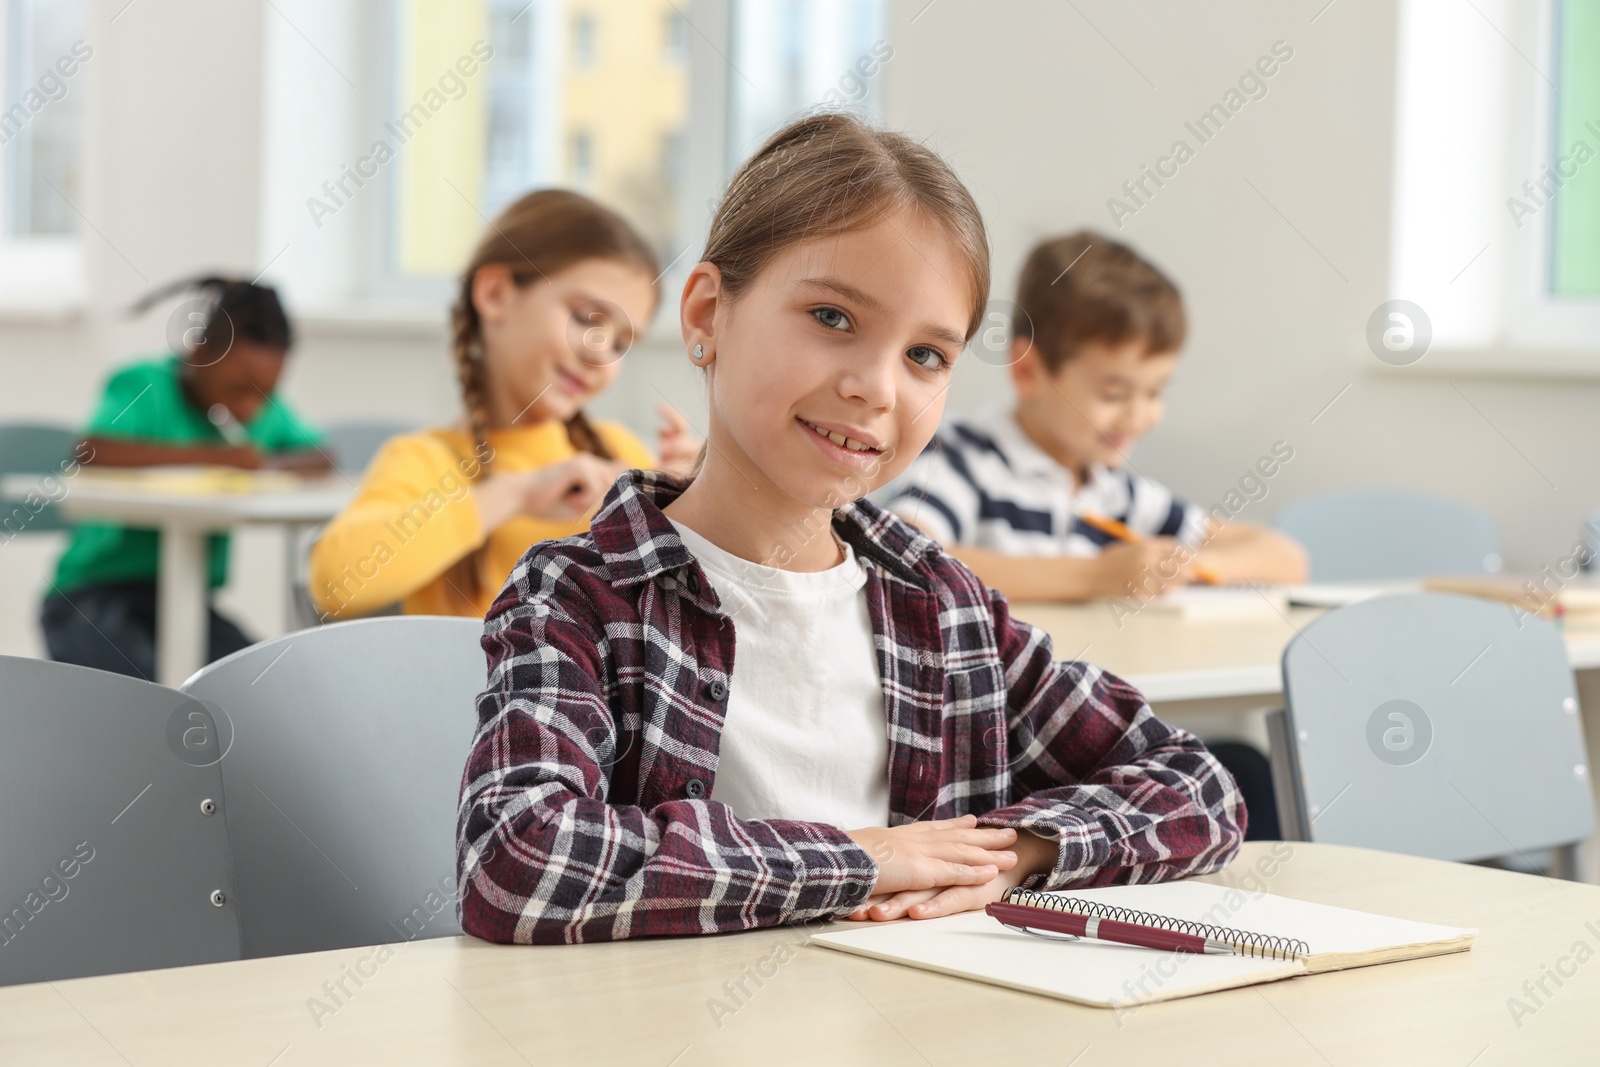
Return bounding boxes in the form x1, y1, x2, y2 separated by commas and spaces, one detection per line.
41, 276, 330, 680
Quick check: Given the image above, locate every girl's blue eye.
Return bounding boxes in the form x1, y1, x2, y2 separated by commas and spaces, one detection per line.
812, 306, 849, 330
908, 346, 948, 371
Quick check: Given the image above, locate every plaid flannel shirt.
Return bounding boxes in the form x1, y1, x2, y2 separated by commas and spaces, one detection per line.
457, 469, 1245, 945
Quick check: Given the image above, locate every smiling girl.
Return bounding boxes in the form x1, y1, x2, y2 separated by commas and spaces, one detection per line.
456, 115, 1245, 945
309, 190, 699, 620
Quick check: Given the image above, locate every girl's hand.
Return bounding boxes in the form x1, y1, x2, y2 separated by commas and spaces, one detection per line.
655, 403, 702, 477
518, 454, 629, 521
844, 815, 1019, 899
844, 828, 1058, 922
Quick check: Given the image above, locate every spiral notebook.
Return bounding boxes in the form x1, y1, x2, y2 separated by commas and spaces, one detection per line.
811, 881, 1476, 1009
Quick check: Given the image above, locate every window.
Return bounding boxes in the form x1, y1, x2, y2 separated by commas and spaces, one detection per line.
3, 0, 85, 238
570, 129, 593, 185
1550, 0, 1600, 298
572, 11, 596, 70
664, 9, 689, 65
0, 0, 86, 312
1390, 0, 1600, 360
726, 0, 888, 172
258, 0, 888, 322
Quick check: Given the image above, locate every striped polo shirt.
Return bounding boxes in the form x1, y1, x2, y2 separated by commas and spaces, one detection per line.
883, 406, 1208, 557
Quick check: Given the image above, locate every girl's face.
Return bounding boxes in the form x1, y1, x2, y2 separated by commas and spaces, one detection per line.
186, 339, 288, 425
690, 207, 973, 510
473, 257, 657, 427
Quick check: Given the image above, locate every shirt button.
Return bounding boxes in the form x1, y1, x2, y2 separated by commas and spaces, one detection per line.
684, 778, 706, 799
707, 679, 727, 701
685, 571, 701, 596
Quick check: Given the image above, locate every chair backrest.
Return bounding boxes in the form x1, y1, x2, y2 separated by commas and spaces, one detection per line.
1271, 592, 1593, 864
0, 422, 77, 535
181, 616, 484, 959
323, 421, 416, 474
1274, 489, 1501, 581
0, 657, 241, 985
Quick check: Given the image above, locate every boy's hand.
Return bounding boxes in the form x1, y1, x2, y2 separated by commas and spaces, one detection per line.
214, 445, 264, 470
1095, 537, 1195, 598
844, 828, 1058, 922
260, 448, 334, 473
844, 815, 1018, 898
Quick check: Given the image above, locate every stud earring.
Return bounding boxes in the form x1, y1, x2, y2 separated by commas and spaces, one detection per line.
692, 344, 704, 361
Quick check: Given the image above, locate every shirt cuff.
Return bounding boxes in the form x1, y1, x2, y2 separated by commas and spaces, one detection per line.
766, 819, 878, 917
976, 808, 1104, 891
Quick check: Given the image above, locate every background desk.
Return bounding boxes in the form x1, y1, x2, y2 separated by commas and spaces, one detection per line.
1014, 599, 1600, 705
5, 473, 353, 685
4, 843, 1595, 1065
1015, 599, 1600, 884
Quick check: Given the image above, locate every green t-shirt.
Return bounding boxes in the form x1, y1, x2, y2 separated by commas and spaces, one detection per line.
52, 356, 324, 593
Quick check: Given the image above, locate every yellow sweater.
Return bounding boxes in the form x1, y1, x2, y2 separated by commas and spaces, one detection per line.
309, 421, 653, 620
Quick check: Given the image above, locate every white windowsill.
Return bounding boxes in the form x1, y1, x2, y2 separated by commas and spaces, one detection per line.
1365, 346, 1600, 380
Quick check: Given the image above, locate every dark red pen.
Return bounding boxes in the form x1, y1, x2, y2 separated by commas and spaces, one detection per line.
985, 901, 1237, 955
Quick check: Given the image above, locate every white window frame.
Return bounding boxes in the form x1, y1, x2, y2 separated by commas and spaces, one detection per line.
0, 0, 85, 319
1387, 0, 1600, 377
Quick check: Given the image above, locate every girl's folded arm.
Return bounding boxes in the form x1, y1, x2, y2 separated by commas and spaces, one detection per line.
974, 586, 1247, 890
455, 585, 877, 945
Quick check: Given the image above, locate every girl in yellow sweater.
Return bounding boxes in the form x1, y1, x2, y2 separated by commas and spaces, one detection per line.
309, 190, 696, 620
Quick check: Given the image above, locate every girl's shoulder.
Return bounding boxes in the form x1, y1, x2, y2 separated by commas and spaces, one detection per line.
363, 428, 489, 478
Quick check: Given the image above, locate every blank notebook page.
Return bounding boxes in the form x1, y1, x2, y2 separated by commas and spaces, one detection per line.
811, 881, 1476, 1009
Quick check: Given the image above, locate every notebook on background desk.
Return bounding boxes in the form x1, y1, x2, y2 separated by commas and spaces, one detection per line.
811, 881, 1476, 1009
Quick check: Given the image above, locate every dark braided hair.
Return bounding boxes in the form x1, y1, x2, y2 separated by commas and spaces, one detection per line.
446, 189, 660, 599
131, 274, 293, 355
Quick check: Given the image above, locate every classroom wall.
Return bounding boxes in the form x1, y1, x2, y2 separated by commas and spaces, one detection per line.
1, 0, 1596, 657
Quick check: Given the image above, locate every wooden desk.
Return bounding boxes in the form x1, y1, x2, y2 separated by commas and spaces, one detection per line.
3, 843, 1594, 1064
5, 472, 353, 685
1015, 598, 1600, 705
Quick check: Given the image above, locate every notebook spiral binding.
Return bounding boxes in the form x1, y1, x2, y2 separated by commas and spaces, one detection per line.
1001, 887, 1310, 961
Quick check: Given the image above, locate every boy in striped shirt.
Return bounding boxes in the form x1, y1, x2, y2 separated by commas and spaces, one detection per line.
887, 231, 1306, 603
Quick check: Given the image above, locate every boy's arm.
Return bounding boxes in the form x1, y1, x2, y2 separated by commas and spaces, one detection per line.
972, 584, 1247, 889
942, 542, 1108, 601
943, 540, 1201, 602
80, 437, 263, 469
456, 557, 878, 945
1192, 521, 1309, 585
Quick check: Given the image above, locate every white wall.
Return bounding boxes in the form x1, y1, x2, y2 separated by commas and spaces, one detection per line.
1, 0, 1595, 658
881, 0, 1599, 577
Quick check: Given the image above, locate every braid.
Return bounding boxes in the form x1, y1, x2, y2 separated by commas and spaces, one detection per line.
565, 409, 614, 460
446, 280, 494, 601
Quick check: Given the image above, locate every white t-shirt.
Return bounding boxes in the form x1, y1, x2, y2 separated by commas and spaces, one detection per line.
667, 518, 891, 831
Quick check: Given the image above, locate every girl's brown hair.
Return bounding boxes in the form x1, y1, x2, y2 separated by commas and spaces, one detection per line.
448, 188, 660, 598
703, 112, 990, 342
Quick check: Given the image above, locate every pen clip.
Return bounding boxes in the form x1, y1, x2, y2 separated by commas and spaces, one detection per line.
999, 921, 1080, 943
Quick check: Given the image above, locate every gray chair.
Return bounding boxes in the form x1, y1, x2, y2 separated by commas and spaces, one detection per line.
322, 420, 417, 474
181, 616, 485, 958
0, 657, 241, 985
0, 422, 77, 535
1267, 592, 1593, 879
1274, 489, 1502, 581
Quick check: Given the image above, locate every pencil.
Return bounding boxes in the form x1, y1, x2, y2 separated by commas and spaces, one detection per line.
1078, 511, 1221, 586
